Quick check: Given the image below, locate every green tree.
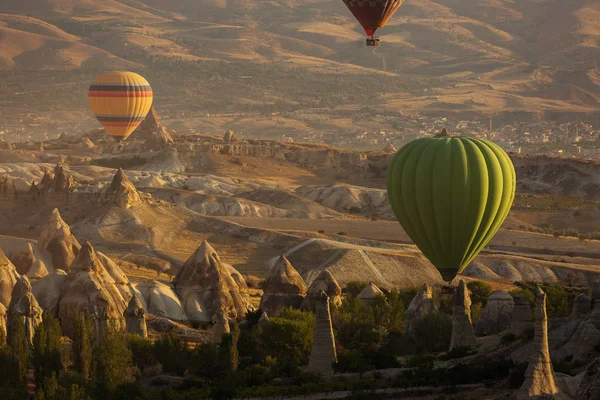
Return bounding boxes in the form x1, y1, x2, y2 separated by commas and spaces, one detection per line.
92, 324, 133, 392
413, 313, 452, 353
33, 313, 63, 387
222, 322, 240, 372
154, 332, 189, 375
467, 281, 493, 307
0, 345, 21, 393
126, 334, 156, 372
344, 281, 368, 298
9, 317, 30, 388
72, 311, 93, 380
259, 309, 314, 367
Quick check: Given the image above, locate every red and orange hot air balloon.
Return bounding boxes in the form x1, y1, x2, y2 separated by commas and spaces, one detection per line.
342, 0, 406, 46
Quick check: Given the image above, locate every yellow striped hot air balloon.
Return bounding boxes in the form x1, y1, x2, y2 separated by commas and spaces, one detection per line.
88, 71, 153, 142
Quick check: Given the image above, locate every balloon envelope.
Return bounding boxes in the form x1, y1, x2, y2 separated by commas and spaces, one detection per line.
88, 71, 153, 142
386, 137, 516, 281
342, 0, 406, 36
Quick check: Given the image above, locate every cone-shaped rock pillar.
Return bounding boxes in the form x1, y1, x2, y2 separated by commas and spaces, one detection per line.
307, 291, 337, 375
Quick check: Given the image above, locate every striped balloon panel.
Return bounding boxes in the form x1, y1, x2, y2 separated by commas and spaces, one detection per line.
342, 0, 406, 36
88, 71, 153, 141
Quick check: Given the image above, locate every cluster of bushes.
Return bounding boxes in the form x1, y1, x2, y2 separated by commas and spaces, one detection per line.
509, 283, 583, 318
517, 223, 600, 241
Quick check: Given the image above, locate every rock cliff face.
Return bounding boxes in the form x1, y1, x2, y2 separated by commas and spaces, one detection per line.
57, 242, 128, 338
510, 294, 534, 336
105, 169, 141, 209
134, 280, 188, 322
135, 107, 174, 150
38, 209, 81, 272
404, 284, 438, 334
579, 357, 600, 400
301, 270, 342, 311
173, 241, 249, 323
285, 149, 369, 170
125, 296, 147, 337
307, 291, 337, 375
260, 256, 307, 317
0, 248, 20, 308
7, 276, 43, 345
450, 280, 478, 350
475, 291, 514, 336
516, 287, 559, 399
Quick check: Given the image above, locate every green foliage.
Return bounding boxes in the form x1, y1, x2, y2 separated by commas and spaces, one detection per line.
223, 322, 240, 372
344, 281, 368, 299
92, 325, 133, 392
413, 313, 452, 353
258, 309, 315, 367
33, 313, 64, 387
72, 310, 94, 380
0, 345, 21, 391
445, 346, 476, 360
467, 281, 493, 307
154, 332, 190, 376
9, 317, 29, 388
470, 302, 484, 324
334, 350, 371, 374
513, 284, 581, 318
35, 373, 91, 400
126, 334, 157, 372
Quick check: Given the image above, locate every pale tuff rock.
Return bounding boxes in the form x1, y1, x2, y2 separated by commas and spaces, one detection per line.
450, 280, 478, 350
174, 241, 250, 323
475, 290, 514, 336
57, 242, 127, 338
555, 372, 584, 399
357, 282, 385, 304
80, 137, 95, 149
212, 314, 230, 344
225, 263, 252, 312
38, 209, 81, 272
27, 258, 49, 280
0, 303, 6, 343
39, 167, 53, 189
0, 248, 20, 308
301, 270, 342, 311
569, 293, 592, 320
28, 181, 41, 199
382, 143, 397, 154
589, 300, 600, 330
307, 291, 337, 375
136, 107, 174, 150
31, 271, 68, 315
223, 130, 236, 144
404, 284, 439, 334
578, 357, 600, 400
510, 293, 534, 336
555, 300, 600, 364
260, 256, 307, 316
125, 296, 147, 337
134, 280, 188, 322
10, 242, 35, 275
50, 162, 70, 192
258, 311, 269, 325
516, 287, 558, 399
105, 169, 141, 209
7, 276, 43, 346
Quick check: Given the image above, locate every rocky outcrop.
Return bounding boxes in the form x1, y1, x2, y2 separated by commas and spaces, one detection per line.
382, 143, 397, 154
31, 271, 68, 315
38, 209, 81, 272
0, 248, 20, 308
212, 314, 230, 344
285, 149, 368, 170
475, 291, 514, 336
260, 256, 307, 316
223, 130, 236, 143
555, 300, 600, 364
39, 167, 53, 189
301, 270, 342, 311
450, 280, 477, 350
404, 284, 438, 334
125, 296, 147, 337
27, 258, 49, 280
569, 293, 592, 320
307, 291, 337, 375
510, 294, 534, 336
10, 243, 35, 275
50, 162, 71, 193
135, 107, 174, 150
0, 303, 6, 344
7, 276, 43, 345
516, 287, 558, 399
105, 169, 141, 209
134, 280, 188, 322
258, 311, 269, 325
173, 241, 250, 323
578, 357, 600, 400
57, 242, 127, 338
357, 282, 385, 304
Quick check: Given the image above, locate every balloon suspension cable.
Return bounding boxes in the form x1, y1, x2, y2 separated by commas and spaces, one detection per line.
435, 128, 450, 137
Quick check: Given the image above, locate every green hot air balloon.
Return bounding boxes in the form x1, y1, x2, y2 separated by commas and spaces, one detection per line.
386, 129, 516, 281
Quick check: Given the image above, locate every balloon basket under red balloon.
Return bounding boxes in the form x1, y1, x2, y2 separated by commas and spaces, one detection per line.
366, 36, 380, 47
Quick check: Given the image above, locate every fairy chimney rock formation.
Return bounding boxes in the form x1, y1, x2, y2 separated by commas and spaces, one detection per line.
51, 162, 70, 192
212, 314, 230, 344
38, 208, 81, 272
0, 303, 6, 344
260, 256, 307, 316
174, 241, 249, 323
39, 167, 53, 190
450, 280, 478, 350
510, 294, 534, 336
301, 270, 342, 311
57, 242, 127, 338
382, 143, 397, 154
125, 296, 147, 337
307, 291, 337, 375
475, 290, 515, 336
516, 286, 559, 399
137, 107, 174, 150
357, 282, 385, 304
10, 242, 35, 275
223, 130, 236, 143
105, 168, 141, 209
7, 276, 43, 345
404, 284, 439, 334
258, 311, 269, 325
570, 293, 592, 320
0, 248, 20, 308
29, 181, 41, 199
